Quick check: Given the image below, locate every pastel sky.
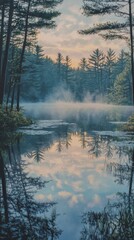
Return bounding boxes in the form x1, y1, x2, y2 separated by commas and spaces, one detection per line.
38, 0, 127, 67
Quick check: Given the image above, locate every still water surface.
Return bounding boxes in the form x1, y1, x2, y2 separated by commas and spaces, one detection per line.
0, 102, 134, 239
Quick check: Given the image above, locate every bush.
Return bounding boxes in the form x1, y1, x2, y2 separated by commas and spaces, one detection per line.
123, 114, 134, 131
0, 107, 32, 132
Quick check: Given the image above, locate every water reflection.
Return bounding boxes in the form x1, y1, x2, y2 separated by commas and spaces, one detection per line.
80, 192, 134, 240
80, 149, 134, 240
20, 119, 134, 239
1, 117, 134, 239
0, 134, 61, 239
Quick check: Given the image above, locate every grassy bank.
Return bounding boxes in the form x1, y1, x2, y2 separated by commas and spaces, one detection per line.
0, 108, 32, 132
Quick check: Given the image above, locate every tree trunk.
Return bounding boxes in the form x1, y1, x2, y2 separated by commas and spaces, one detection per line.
6, 42, 15, 110
129, 150, 134, 197
0, 1, 5, 78
16, 0, 31, 111
10, 82, 15, 111
6, 76, 12, 110
0, 0, 14, 105
0, 152, 9, 223
129, 0, 134, 105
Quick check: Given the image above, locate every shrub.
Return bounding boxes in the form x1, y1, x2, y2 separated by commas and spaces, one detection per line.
0, 107, 32, 132
123, 114, 134, 131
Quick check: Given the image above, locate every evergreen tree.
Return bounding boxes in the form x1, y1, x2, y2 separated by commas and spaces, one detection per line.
0, 0, 63, 109
0, 136, 62, 239
79, 0, 134, 104
105, 48, 116, 92
16, 0, 63, 110
108, 63, 131, 104
63, 55, 72, 87
56, 52, 64, 84
78, 58, 89, 99
88, 49, 105, 94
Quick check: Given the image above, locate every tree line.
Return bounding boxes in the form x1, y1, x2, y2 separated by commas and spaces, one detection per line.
0, 133, 62, 239
0, 0, 63, 111
19, 47, 132, 105
80, 0, 134, 104
0, 0, 133, 110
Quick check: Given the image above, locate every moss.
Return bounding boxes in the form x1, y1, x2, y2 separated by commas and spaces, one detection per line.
0, 108, 32, 132
123, 114, 134, 131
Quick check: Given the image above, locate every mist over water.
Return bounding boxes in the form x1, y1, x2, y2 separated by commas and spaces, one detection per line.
21, 88, 134, 123
22, 101, 134, 123
15, 91, 134, 240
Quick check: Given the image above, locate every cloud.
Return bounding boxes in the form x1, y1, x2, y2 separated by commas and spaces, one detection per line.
35, 194, 45, 201
69, 195, 78, 206
56, 179, 63, 189
88, 175, 100, 188
23, 128, 128, 213
69, 194, 84, 207
88, 194, 101, 208
71, 181, 83, 192
68, 5, 82, 17
35, 193, 53, 201
58, 191, 72, 198
87, 173, 108, 189
59, 38, 90, 48
47, 194, 53, 201
37, 0, 127, 67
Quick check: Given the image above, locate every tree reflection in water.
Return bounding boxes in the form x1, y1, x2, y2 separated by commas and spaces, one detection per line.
80, 192, 134, 240
0, 134, 61, 240
13, 121, 134, 240
80, 149, 134, 240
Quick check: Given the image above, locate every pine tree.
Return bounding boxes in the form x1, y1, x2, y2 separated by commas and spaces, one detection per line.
88, 49, 105, 94
78, 58, 89, 99
63, 55, 72, 87
79, 0, 134, 104
56, 52, 64, 84
0, 0, 63, 109
108, 63, 131, 104
105, 48, 116, 92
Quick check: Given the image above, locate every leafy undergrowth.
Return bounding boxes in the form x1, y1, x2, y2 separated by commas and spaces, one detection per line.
123, 114, 134, 131
0, 108, 32, 132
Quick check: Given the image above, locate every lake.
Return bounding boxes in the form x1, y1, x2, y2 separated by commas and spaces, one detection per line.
0, 102, 134, 239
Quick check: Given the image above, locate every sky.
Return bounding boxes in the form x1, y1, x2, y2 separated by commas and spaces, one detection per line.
38, 0, 127, 68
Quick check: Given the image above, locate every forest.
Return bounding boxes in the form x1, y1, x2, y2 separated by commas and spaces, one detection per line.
0, 0, 134, 112
20, 48, 132, 105
0, 0, 134, 239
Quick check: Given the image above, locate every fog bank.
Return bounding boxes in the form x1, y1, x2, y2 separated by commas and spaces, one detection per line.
22, 101, 134, 122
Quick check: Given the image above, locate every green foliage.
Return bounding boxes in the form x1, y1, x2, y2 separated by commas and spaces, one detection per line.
0, 139, 62, 239
79, 0, 131, 40
0, 107, 32, 131
80, 192, 134, 240
108, 63, 131, 105
0, 0, 63, 108
80, 21, 128, 38
19, 47, 132, 104
123, 114, 134, 131
79, 0, 134, 104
